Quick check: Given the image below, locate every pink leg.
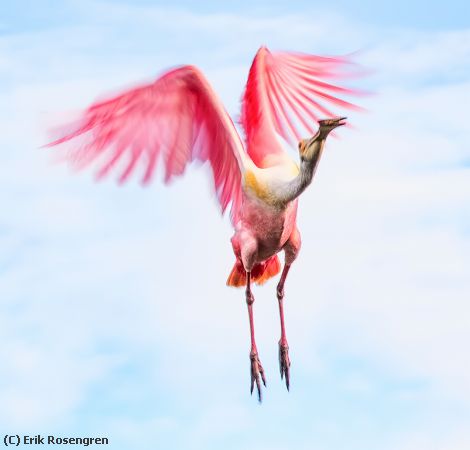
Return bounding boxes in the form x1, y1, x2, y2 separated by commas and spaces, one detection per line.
277, 264, 291, 390
277, 227, 301, 390
246, 271, 266, 402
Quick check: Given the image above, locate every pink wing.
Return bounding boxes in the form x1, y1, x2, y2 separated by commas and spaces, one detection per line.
46, 66, 245, 222
241, 46, 363, 167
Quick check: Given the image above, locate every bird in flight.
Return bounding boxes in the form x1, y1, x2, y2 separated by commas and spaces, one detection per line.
46, 46, 362, 402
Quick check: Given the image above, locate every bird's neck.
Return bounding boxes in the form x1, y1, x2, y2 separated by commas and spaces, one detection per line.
282, 138, 326, 203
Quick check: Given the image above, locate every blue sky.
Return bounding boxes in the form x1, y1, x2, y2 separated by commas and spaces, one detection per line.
1, 1, 469, 449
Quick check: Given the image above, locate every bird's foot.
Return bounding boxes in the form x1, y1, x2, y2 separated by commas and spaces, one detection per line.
250, 350, 266, 402
279, 339, 291, 391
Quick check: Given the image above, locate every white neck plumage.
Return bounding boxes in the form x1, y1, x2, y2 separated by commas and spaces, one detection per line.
280, 133, 326, 204
280, 117, 347, 204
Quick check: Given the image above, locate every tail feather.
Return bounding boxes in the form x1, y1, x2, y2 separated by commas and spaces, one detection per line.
255, 255, 281, 285
226, 255, 281, 287
226, 260, 246, 287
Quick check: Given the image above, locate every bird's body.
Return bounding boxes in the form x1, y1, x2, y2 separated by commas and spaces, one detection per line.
228, 165, 300, 287
237, 192, 299, 262
47, 46, 361, 401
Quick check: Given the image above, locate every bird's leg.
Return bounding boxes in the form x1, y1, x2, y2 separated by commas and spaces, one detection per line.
246, 271, 266, 402
277, 264, 291, 390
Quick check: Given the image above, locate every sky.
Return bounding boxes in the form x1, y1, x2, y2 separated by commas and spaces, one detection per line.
0, 1, 469, 449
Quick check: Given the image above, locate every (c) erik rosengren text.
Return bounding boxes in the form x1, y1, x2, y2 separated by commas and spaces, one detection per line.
4, 435, 109, 447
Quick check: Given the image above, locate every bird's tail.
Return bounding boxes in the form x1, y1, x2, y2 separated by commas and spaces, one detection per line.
226, 256, 281, 287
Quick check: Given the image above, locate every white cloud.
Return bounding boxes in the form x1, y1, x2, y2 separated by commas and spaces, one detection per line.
363, 28, 470, 81
1, 1, 469, 448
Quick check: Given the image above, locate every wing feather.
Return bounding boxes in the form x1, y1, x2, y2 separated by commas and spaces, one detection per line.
46, 66, 246, 223
241, 47, 363, 167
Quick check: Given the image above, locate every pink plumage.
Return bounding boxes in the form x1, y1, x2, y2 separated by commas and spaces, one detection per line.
46, 46, 362, 401
47, 66, 245, 222
241, 47, 362, 165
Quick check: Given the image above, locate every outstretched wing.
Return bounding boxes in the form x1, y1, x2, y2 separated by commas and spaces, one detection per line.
46, 66, 247, 223
241, 46, 362, 167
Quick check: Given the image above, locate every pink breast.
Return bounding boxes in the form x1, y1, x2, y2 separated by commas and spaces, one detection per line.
238, 195, 298, 261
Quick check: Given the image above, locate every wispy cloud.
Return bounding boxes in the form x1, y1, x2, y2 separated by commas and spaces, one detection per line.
1, 1, 469, 449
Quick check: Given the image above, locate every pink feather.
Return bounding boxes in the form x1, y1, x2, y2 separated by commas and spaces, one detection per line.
46, 47, 363, 222
46, 66, 245, 223
240, 47, 364, 167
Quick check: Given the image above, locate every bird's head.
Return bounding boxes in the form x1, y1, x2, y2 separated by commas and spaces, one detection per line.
298, 117, 347, 162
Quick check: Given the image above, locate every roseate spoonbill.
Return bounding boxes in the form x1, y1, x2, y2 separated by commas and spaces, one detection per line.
46, 46, 361, 402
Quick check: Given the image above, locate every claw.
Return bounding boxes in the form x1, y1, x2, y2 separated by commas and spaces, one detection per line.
250, 350, 266, 402
278, 341, 291, 391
